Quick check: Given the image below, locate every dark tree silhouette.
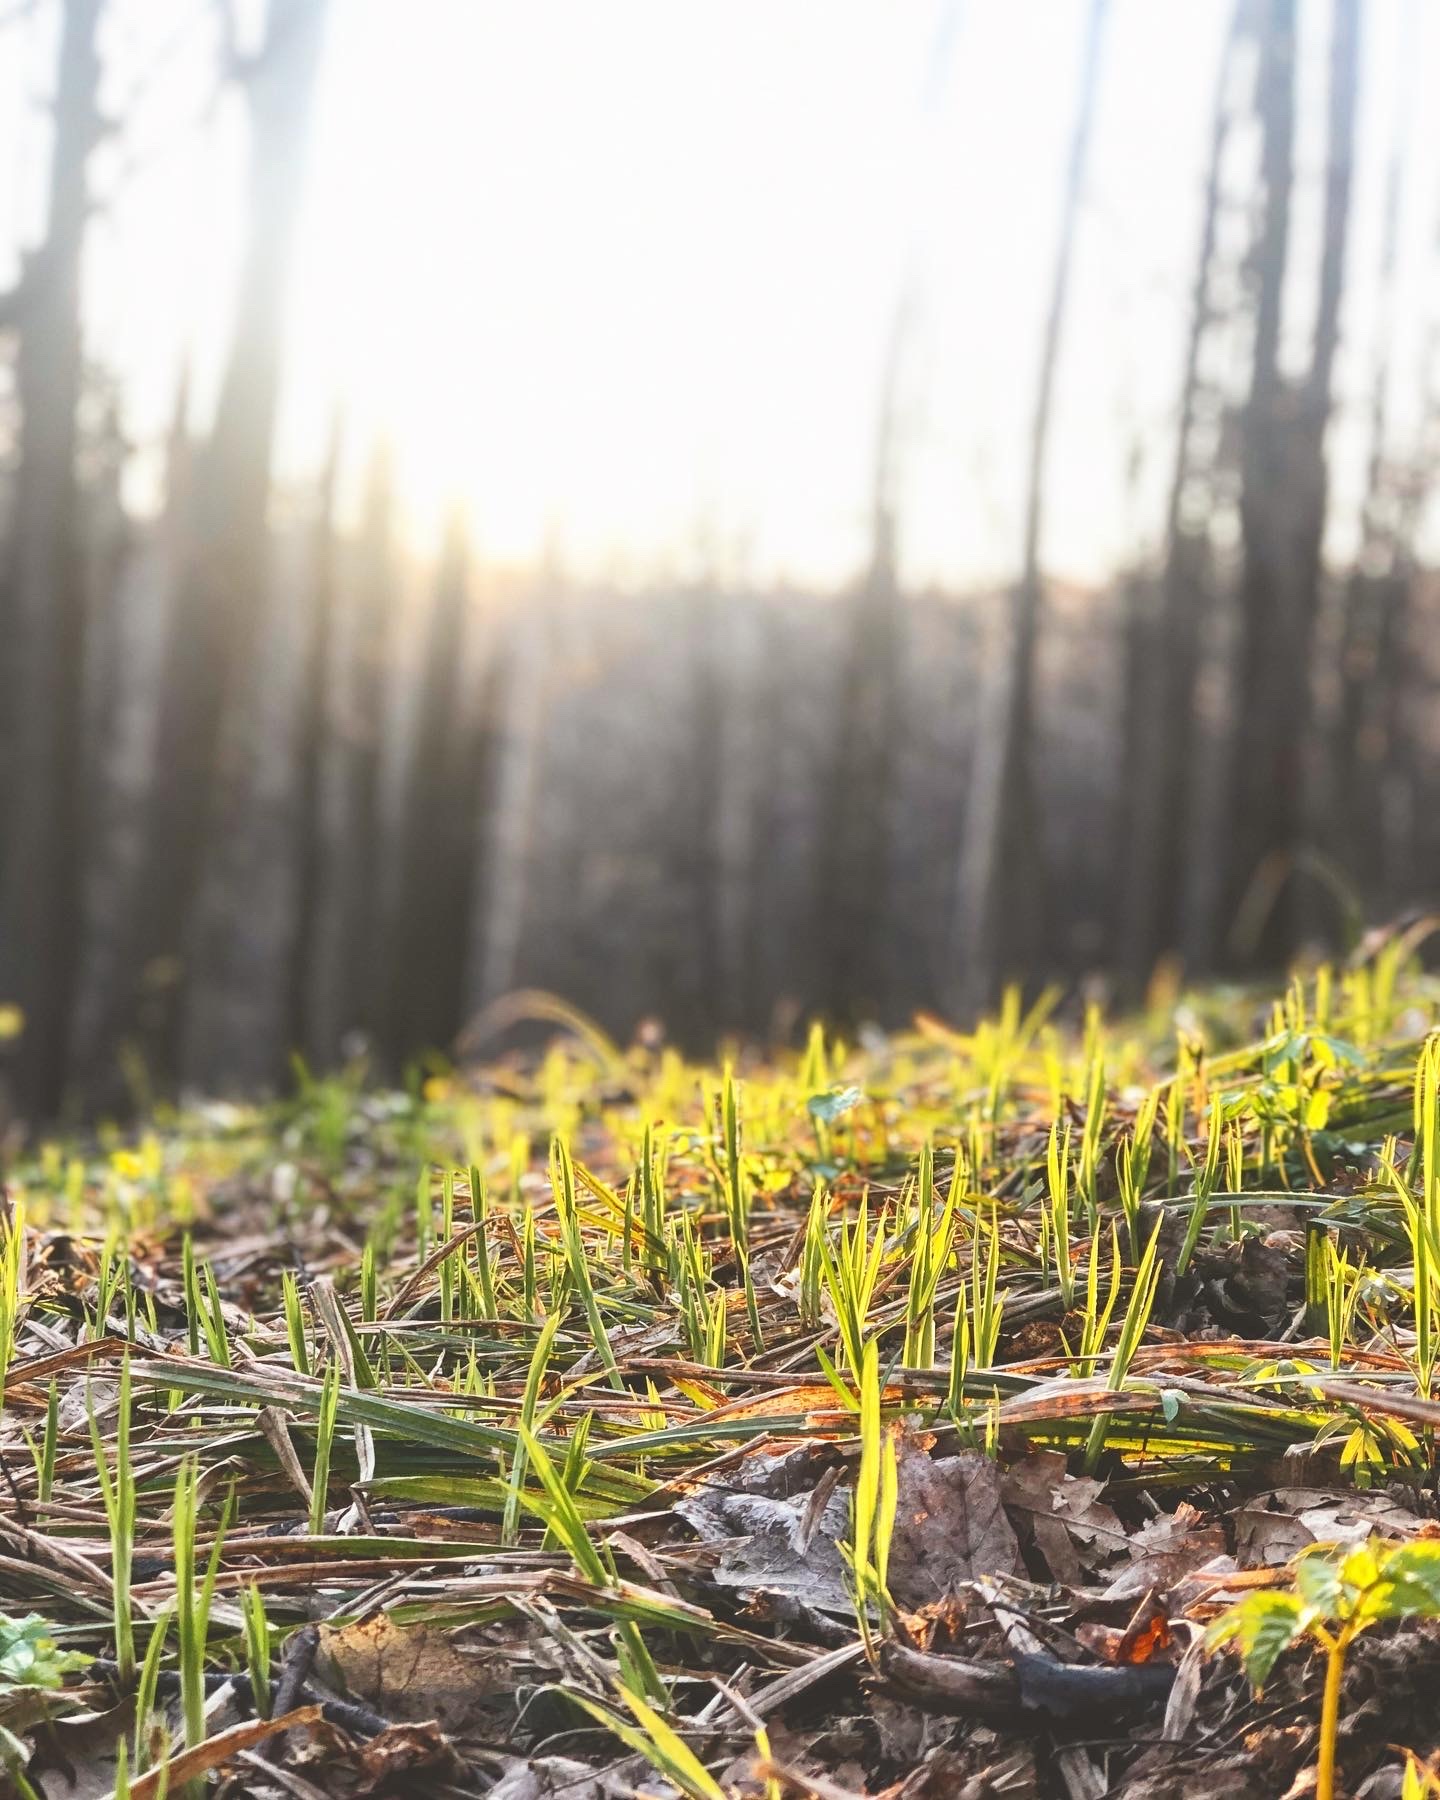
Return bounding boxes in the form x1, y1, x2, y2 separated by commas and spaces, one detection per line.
0, 0, 105, 1117
1226, 0, 1357, 961
951, 0, 1108, 1013
821, 295, 911, 1023
383, 513, 482, 1062
1115, 2, 1244, 986
316, 443, 398, 1061
288, 413, 344, 1064
94, 0, 330, 1088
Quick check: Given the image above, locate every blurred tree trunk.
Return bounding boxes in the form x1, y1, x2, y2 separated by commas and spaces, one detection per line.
96, 0, 329, 1093
686, 576, 728, 1036
1115, 4, 1241, 987
1334, 0, 1413, 913
1226, 0, 1356, 963
821, 296, 910, 1023
821, 551, 900, 1026
70, 367, 191, 1096
0, 0, 105, 1118
382, 515, 479, 1062
299, 444, 396, 1065
951, 0, 1107, 1015
287, 415, 343, 1065
471, 581, 555, 1020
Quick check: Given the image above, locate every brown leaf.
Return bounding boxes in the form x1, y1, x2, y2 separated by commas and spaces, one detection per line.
1103, 1505, 1231, 1601
483, 1755, 654, 1800
1002, 1450, 1126, 1584
1234, 1488, 1426, 1568
677, 1436, 1017, 1614
315, 1612, 521, 1734
887, 1439, 1018, 1608
343, 1720, 465, 1794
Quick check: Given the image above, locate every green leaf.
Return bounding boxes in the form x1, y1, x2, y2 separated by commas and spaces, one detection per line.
514, 1426, 608, 1586
0, 1616, 88, 1692
1294, 1546, 1349, 1618
807, 1086, 864, 1124
1374, 1543, 1440, 1620
1207, 1591, 1305, 1689
565, 1688, 725, 1800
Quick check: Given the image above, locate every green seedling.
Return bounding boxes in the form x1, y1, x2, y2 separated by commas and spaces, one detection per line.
88, 1359, 136, 1682
1209, 1539, 1440, 1800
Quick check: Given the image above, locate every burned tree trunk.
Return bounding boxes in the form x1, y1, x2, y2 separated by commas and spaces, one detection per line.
951, 0, 1107, 1014
1115, 4, 1243, 987
820, 295, 911, 1024
1226, 0, 1357, 964
297, 444, 397, 1065
0, 0, 105, 1118
1334, 0, 1412, 912
93, 0, 330, 1094
382, 515, 480, 1063
287, 416, 344, 1065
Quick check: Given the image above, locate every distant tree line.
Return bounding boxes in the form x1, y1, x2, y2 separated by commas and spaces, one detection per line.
0, 0, 1436, 1119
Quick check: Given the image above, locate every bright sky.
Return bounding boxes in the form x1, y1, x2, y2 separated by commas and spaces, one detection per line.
4, 0, 1439, 587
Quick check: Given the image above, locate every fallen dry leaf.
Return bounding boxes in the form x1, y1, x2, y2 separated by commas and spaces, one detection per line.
1102, 1505, 1232, 1601
676, 1447, 853, 1613
1233, 1486, 1428, 1567
678, 1436, 1018, 1614
315, 1612, 522, 1734
1002, 1449, 1127, 1584
886, 1436, 1019, 1607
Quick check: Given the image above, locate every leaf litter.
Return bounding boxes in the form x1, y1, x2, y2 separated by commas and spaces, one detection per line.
4, 951, 1440, 1793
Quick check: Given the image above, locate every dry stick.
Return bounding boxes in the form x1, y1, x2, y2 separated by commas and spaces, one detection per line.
743, 1641, 866, 1719
382, 1221, 487, 1319
234, 1748, 332, 1800
126, 1707, 324, 1800
257, 1624, 320, 1765
88, 1659, 391, 1742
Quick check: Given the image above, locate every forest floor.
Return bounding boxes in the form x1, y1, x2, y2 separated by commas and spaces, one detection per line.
7, 945, 1440, 1798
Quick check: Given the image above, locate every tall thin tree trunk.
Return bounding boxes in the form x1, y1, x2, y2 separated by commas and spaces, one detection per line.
383, 515, 478, 1062
331, 445, 396, 1056
288, 414, 343, 1065
1226, 0, 1356, 963
0, 0, 104, 1118
1333, 0, 1410, 910
951, 0, 1107, 1014
1116, 3, 1242, 987
92, 0, 329, 1094
471, 588, 553, 1018
821, 294, 910, 1022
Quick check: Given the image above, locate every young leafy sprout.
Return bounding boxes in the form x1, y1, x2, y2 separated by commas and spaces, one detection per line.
1210, 1539, 1440, 1800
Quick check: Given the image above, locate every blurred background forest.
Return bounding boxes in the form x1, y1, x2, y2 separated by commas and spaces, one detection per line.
1, 0, 1438, 1118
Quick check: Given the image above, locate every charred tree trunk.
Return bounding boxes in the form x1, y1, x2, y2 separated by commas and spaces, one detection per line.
1334, 0, 1413, 911
287, 416, 343, 1066
323, 445, 396, 1060
92, 0, 329, 1095
820, 296, 911, 1023
1226, 0, 1357, 964
470, 578, 556, 1021
1115, 4, 1242, 987
686, 577, 728, 1037
382, 515, 479, 1063
821, 547, 901, 1025
0, 0, 104, 1118
951, 0, 1107, 1014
